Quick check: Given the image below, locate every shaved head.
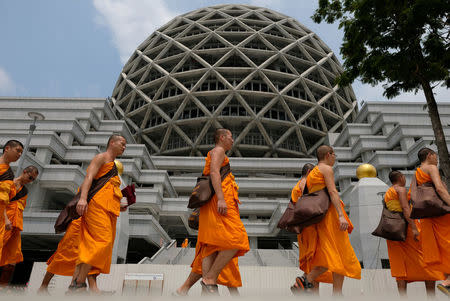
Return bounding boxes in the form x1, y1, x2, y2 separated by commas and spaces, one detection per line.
107, 134, 126, 148
214, 128, 230, 144
316, 145, 334, 161
23, 165, 39, 175
3, 140, 23, 152
388, 170, 403, 184
301, 163, 315, 176
418, 147, 435, 163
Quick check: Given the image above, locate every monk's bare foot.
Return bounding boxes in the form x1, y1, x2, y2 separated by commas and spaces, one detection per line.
37, 287, 50, 295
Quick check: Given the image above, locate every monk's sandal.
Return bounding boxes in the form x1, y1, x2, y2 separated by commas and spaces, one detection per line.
291, 276, 313, 295
437, 284, 450, 297
66, 281, 87, 295
200, 280, 219, 296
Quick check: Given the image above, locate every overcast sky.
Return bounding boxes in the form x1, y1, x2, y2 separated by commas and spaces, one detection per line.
0, 0, 448, 103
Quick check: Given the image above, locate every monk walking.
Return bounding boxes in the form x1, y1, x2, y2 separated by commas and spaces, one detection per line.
0, 140, 23, 262
0, 166, 38, 285
293, 145, 361, 295
68, 134, 127, 292
411, 148, 450, 296
289, 163, 317, 293
385, 170, 443, 296
193, 128, 249, 295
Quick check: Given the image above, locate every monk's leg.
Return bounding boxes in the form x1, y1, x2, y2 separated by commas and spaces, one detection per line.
396, 280, 406, 297
203, 249, 237, 285
425, 281, 435, 297
227, 286, 239, 297
176, 271, 201, 295
443, 274, 450, 286
332, 273, 344, 296
73, 263, 91, 287
201, 251, 218, 279
88, 274, 100, 294
306, 266, 328, 283
38, 271, 54, 293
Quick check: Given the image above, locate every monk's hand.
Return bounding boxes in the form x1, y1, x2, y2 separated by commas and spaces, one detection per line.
4, 217, 11, 230
76, 198, 88, 216
120, 204, 128, 212
412, 228, 420, 241
338, 215, 349, 231
217, 198, 227, 216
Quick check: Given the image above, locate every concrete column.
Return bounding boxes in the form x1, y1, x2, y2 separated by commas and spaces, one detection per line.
400, 137, 415, 151
348, 177, 389, 269
60, 133, 74, 145
249, 236, 258, 249
35, 148, 53, 164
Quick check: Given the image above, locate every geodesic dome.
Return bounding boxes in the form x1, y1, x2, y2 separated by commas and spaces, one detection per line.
111, 4, 358, 157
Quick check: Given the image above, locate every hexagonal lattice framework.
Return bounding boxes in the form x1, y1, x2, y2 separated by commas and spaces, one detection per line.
111, 4, 358, 157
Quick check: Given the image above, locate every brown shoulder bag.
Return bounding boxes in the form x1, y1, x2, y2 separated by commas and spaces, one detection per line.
288, 186, 330, 228
410, 175, 450, 219
277, 179, 308, 234
187, 163, 231, 209
372, 197, 407, 241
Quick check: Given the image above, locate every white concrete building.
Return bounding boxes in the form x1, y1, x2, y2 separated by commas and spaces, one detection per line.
1, 3, 449, 286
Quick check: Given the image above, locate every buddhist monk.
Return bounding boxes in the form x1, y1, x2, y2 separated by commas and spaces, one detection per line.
193, 128, 249, 295
37, 218, 101, 294
411, 147, 450, 296
67, 134, 127, 292
289, 163, 317, 293
181, 238, 189, 248
0, 140, 23, 261
292, 145, 361, 295
0, 165, 38, 285
385, 170, 444, 296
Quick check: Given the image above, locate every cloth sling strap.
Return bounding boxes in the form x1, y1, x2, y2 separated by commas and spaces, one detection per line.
10, 186, 28, 202
0, 168, 14, 182
54, 163, 118, 233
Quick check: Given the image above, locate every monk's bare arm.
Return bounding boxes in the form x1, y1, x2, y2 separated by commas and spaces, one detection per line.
321, 165, 348, 231
428, 166, 450, 205
209, 148, 227, 215
395, 186, 418, 231
76, 154, 107, 215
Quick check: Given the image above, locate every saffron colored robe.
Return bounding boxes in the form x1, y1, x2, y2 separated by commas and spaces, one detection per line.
0, 186, 27, 266
298, 166, 361, 283
192, 152, 249, 283
412, 168, 450, 274
47, 218, 100, 276
76, 162, 122, 274
385, 186, 444, 281
191, 241, 242, 287
0, 164, 15, 262
291, 177, 306, 268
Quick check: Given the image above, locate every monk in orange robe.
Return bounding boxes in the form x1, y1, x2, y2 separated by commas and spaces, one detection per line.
385, 170, 443, 296
175, 240, 241, 296
410, 147, 450, 296
68, 134, 127, 293
181, 238, 189, 248
0, 140, 23, 262
38, 218, 101, 294
293, 145, 361, 296
193, 128, 249, 295
0, 166, 38, 285
290, 163, 316, 292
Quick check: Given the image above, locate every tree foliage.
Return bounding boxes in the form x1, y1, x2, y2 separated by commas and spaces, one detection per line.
312, 0, 450, 98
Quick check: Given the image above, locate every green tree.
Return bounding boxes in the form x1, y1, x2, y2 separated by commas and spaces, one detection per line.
313, 0, 450, 181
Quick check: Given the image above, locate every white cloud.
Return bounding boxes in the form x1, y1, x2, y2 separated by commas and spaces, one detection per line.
93, 0, 178, 64
0, 67, 16, 95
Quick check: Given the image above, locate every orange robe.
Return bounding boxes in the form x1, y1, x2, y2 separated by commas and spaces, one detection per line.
192, 152, 249, 283
191, 241, 242, 287
0, 164, 15, 262
0, 186, 27, 266
76, 162, 122, 274
385, 186, 444, 281
411, 168, 450, 274
298, 166, 361, 283
47, 218, 100, 276
291, 178, 305, 268
181, 238, 188, 248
